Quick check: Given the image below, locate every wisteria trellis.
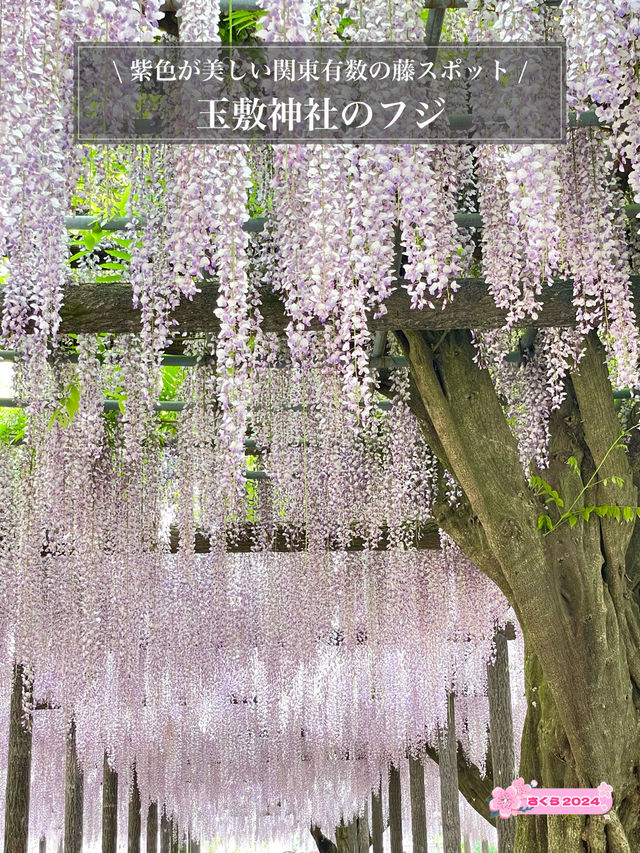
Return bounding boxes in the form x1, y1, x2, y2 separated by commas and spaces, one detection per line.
0, 0, 639, 849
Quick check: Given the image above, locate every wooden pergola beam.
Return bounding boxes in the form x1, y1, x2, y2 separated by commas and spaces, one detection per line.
169, 522, 441, 553
8, 275, 638, 336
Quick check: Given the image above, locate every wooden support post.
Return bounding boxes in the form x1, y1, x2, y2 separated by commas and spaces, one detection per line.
463, 834, 471, 852
64, 721, 83, 853
128, 764, 141, 853
102, 753, 118, 853
39, 837, 45, 853
482, 841, 489, 853
409, 753, 428, 853
388, 762, 403, 853
437, 693, 461, 853
347, 819, 358, 853
160, 808, 170, 853
357, 802, 369, 853
487, 631, 515, 853
170, 820, 179, 853
4, 664, 32, 853
147, 803, 158, 853
370, 782, 383, 853
335, 821, 349, 853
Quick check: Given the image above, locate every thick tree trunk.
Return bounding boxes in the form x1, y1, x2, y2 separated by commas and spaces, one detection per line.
64, 721, 83, 853
102, 754, 118, 853
347, 819, 358, 853
4, 664, 32, 853
487, 631, 515, 853
357, 802, 369, 853
409, 753, 428, 853
128, 765, 141, 853
371, 783, 383, 853
396, 328, 640, 851
388, 762, 403, 853
310, 825, 337, 853
437, 693, 461, 853
160, 808, 170, 853
335, 821, 349, 853
147, 803, 158, 853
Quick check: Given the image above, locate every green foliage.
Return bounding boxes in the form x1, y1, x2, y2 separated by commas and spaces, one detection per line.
0, 409, 26, 445
531, 427, 640, 534
219, 8, 266, 42
49, 383, 80, 429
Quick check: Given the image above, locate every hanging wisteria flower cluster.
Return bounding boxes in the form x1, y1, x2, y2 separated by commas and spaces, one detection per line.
0, 341, 512, 849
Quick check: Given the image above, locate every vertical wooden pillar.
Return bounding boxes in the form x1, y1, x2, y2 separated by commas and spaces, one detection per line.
170, 819, 179, 853
437, 692, 461, 853
357, 801, 369, 853
4, 664, 32, 853
370, 781, 383, 853
335, 821, 349, 853
481, 841, 489, 853
102, 753, 118, 853
39, 838, 46, 853
388, 762, 403, 853
128, 764, 141, 853
347, 819, 358, 853
487, 630, 515, 853
64, 721, 83, 853
409, 753, 428, 853
147, 803, 158, 853
463, 834, 471, 852
160, 809, 170, 853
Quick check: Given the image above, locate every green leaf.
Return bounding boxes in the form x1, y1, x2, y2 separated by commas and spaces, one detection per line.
419, 8, 431, 23
99, 261, 126, 270
82, 233, 97, 251
537, 514, 553, 531
567, 456, 580, 474
611, 475, 624, 487
595, 506, 609, 517
105, 249, 131, 261
611, 505, 621, 521
623, 505, 635, 522
568, 514, 578, 528
94, 274, 122, 283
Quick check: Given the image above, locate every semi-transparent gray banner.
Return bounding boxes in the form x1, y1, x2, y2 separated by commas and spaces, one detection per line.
75, 42, 566, 144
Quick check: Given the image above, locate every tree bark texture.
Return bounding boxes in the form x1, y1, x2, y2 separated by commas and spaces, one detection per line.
20, 275, 640, 336
160, 809, 170, 853
487, 631, 515, 853
128, 765, 141, 853
395, 327, 640, 851
347, 819, 358, 853
371, 783, 384, 853
310, 825, 337, 853
64, 721, 83, 853
409, 753, 428, 853
335, 822, 349, 853
146, 803, 158, 853
388, 762, 403, 853
437, 693, 461, 853
357, 802, 369, 853
4, 664, 32, 853
101, 754, 118, 853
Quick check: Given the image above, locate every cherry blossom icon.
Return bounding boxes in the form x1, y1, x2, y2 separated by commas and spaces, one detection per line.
490, 785, 522, 819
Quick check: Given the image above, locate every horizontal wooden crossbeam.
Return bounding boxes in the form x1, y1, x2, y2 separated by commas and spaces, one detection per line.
5, 275, 637, 335
169, 522, 441, 553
